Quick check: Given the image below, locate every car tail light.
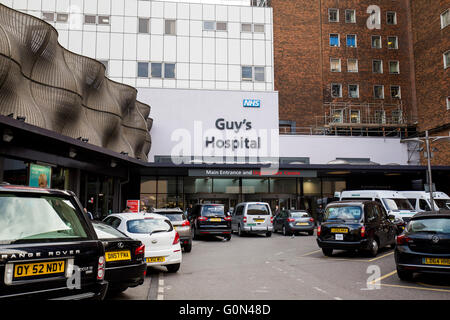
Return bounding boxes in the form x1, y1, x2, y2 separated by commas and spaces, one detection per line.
396, 234, 411, 245
97, 256, 105, 280
287, 218, 295, 222
361, 226, 366, 238
270, 216, 274, 224
198, 216, 208, 221
309, 218, 315, 222
173, 232, 180, 245
317, 225, 321, 236
181, 220, 190, 226
135, 244, 145, 256
224, 216, 232, 221
243, 217, 247, 223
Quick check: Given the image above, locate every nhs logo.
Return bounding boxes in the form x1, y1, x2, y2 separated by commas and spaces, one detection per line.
243, 99, 261, 108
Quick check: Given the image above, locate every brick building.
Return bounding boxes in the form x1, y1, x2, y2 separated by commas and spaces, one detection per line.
272, 0, 449, 165
410, 0, 450, 165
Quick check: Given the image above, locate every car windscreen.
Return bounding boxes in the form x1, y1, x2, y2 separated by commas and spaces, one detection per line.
290, 211, 309, 218
93, 222, 128, 239
201, 205, 225, 216
408, 218, 450, 234
126, 218, 172, 234
383, 198, 413, 211
325, 206, 362, 221
158, 212, 186, 221
247, 204, 270, 215
0, 194, 89, 244
435, 199, 450, 210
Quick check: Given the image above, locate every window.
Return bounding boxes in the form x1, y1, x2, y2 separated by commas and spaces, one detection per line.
330, 34, 340, 47
350, 110, 360, 123
331, 83, 342, 98
348, 85, 359, 98
387, 11, 397, 25
347, 59, 358, 72
387, 36, 398, 49
391, 86, 401, 99
346, 34, 357, 47
42, 12, 55, 21
203, 21, 215, 30
164, 63, 176, 79
345, 9, 356, 23
151, 63, 162, 78
447, 97, 450, 110
392, 110, 403, 124
84, 15, 96, 24
165, 19, 176, 35
444, 51, 450, 69
441, 9, 450, 29
254, 67, 265, 82
332, 110, 343, 123
241, 66, 253, 81
374, 110, 386, 124
254, 24, 265, 33
372, 35, 382, 48
216, 22, 227, 31
56, 13, 68, 22
329, 8, 339, 22
330, 58, 341, 72
98, 16, 110, 25
241, 23, 252, 32
139, 18, 150, 33
372, 60, 383, 73
137, 62, 149, 78
389, 61, 400, 74
374, 85, 384, 99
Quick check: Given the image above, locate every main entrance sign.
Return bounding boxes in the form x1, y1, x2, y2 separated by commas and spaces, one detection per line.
188, 169, 317, 178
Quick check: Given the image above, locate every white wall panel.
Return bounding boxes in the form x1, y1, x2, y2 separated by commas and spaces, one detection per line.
164, 1, 177, 19
202, 64, 215, 81
109, 60, 123, 78
151, 1, 164, 18
228, 38, 240, 64
97, 0, 110, 15
124, 0, 137, 16
177, 3, 190, 20
202, 37, 215, 64
189, 20, 202, 37
176, 63, 189, 80
151, 18, 164, 35
122, 60, 136, 78
68, 30, 82, 53
55, 0, 69, 13
253, 40, 265, 66
137, 1, 151, 17
83, 0, 97, 15
190, 3, 202, 20
190, 63, 202, 80
110, 15, 124, 33
228, 5, 239, 22
124, 16, 137, 33
215, 38, 227, 64
109, 33, 123, 59
164, 36, 177, 61
27, 0, 42, 11
96, 32, 110, 59
177, 19, 190, 37
123, 33, 137, 60
240, 39, 252, 65
82, 31, 96, 58
111, 0, 124, 16
202, 4, 215, 20
177, 37, 190, 62
150, 35, 164, 61
137, 34, 150, 60
189, 37, 202, 63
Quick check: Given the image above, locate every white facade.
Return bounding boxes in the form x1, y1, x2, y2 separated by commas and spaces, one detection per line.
3, 0, 274, 91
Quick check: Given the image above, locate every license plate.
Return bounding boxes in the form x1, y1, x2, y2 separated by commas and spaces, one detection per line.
335, 234, 344, 241
331, 228, 348, 234
13, 260, 65, 279
105, 250, 131, 262
423, 258, 450, 266
254, 219, 265, 223
146, 256, 165, 263
296, 222, 309, 226
209, 218, 222, 222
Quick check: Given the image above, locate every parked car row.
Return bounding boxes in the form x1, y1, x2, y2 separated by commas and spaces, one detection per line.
317, 190, 450, 282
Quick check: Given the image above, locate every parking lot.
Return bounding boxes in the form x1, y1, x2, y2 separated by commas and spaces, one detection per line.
111, 231, 450, 300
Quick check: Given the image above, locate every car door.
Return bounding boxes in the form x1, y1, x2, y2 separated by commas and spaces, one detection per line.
273, 210, 282, 231
377, 204, 396, 246
364, 204, 379, 242
232, 205, 242, 231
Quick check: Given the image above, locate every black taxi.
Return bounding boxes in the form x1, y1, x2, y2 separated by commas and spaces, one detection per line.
317, 200, 397, 257
0, 184, 108, 300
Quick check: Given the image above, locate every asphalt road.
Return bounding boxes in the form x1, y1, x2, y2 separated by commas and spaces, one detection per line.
111, 231, 450, 300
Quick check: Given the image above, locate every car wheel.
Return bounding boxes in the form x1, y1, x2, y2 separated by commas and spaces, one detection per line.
184, 240, 192, 253
166, 263, 181, 273
368, 238, 379, 257
266, 231, 272, 237
397, 268, 413, 281
322, 248, 333, 256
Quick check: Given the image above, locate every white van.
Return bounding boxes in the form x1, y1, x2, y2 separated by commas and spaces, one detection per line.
337, 190, 417, 222
401, 191, 450, 212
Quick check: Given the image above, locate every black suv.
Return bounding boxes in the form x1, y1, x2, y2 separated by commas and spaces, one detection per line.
189, 204, 232, 241
0, 184, 108, 300
395, 210, 450, 281
317, 200, 397, 257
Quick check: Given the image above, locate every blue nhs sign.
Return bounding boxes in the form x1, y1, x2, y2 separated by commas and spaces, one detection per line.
243, 99, 261, 108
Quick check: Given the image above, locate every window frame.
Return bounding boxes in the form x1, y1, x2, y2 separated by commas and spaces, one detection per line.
84, 14, 97, 24
137, 62, 149, 78
328, 8, 339, 23
371, 35, 382, 49
98, 15, 110, 25
372, 59, 383, 74
390, 86, 401, 99
444, 51, 450, 69
348, 84, 360, 99
138, 18, 150, 33
347, 59, 358, 73
373, 85, 385, 99
164, 63, 176, 79
330, 58, 341, 72
164, 19, 176, 35
329, 33, 340, 47
241, 66, 253, 81
331, 83, 343, 98
345, 9, 356, 23
441, 9, 450, 29
389, 60, 400, 74
346, 34, 357, 48
386, 11, 397, 25
387, 36, 398, 49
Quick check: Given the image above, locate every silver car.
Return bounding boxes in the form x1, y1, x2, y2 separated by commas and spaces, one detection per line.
152, 208, 193, 252
231, 202, 273, 237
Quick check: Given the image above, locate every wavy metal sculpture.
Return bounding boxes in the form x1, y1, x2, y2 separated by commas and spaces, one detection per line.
0, 4, 152, 161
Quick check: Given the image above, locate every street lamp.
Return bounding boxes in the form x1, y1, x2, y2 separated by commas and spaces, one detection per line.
402, 130, 450, 211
